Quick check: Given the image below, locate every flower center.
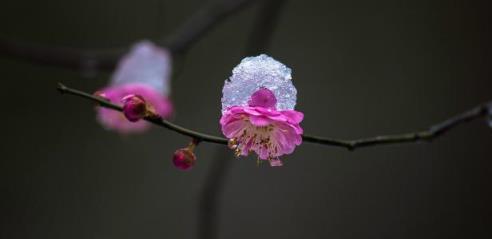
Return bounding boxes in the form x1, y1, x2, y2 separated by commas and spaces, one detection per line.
229, 120, 282, 161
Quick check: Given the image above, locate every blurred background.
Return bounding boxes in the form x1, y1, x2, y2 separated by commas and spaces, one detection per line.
0, 0, 491, 238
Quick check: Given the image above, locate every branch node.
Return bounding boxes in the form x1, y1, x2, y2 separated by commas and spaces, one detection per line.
57, 83, 67, 94
193, 138, 202, 146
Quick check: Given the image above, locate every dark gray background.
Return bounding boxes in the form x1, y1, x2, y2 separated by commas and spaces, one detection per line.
1, 0, 491, 238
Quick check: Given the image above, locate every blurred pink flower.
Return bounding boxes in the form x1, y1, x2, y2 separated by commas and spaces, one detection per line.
96, 40, 173, 133
220, 88, 303, 166
97, 84, 172, 133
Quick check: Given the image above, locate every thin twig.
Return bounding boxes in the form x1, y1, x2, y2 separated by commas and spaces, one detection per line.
244, 0, 287, 55
57, 83, 491, 150
302, 103, 490, 150
198, 147, 233, 239
0, 0, 257, 71
57, 83, 227, 144
197, 2, 287, 239
165, 0, 257, 55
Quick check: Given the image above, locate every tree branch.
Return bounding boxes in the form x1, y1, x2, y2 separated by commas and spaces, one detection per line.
302, 103, 490, 150
57, 83, 228, 144
197, 2, 287, 239
57, 83, 491, 150
0, 0, 257, 71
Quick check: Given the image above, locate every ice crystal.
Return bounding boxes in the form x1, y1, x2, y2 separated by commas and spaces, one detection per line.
221, 54, 297, 113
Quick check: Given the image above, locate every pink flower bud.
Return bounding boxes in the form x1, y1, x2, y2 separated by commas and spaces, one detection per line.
172, 148, 196, 171
248, 87, 277, 108
122, 95, 148, 122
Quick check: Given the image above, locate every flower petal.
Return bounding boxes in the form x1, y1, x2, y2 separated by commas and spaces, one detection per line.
282, 110, 304, 124
269, 158, 283, 167
255, 107, 282, 116
249, 115, 272, 127
221, 119, 246, 138
243, 107, 263, 116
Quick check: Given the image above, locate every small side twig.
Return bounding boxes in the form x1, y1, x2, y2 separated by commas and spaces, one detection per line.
244, 0, 287, 55
197, 147, 233, 239
165, 0, 257, 55
57, 83, 491, 151
0, 0, 257, 71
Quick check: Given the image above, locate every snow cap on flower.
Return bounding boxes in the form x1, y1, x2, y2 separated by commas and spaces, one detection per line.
96, 40, 173, 133
222, 54, 297, 113
220, 55, 303, 167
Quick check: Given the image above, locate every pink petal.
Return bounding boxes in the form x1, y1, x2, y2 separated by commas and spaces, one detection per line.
255, 107, 282, 116
265, 114, 288, 122
243, 107, 263, 116
288, 123, 304, 135
249, 115, 272, 127
269, 158, 283, 167
219, 113, 235, 125
274, 129, 296, 155
241, 138, 254, 156
228, 106, 247, 114
221, 119, 246, 138
258, 146, 270, 160
281, 110, 304, 124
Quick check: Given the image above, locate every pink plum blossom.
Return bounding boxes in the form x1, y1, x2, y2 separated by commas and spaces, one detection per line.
96, 40, 173, 133
220, 88, 303, 166
221, 55, 303, 166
